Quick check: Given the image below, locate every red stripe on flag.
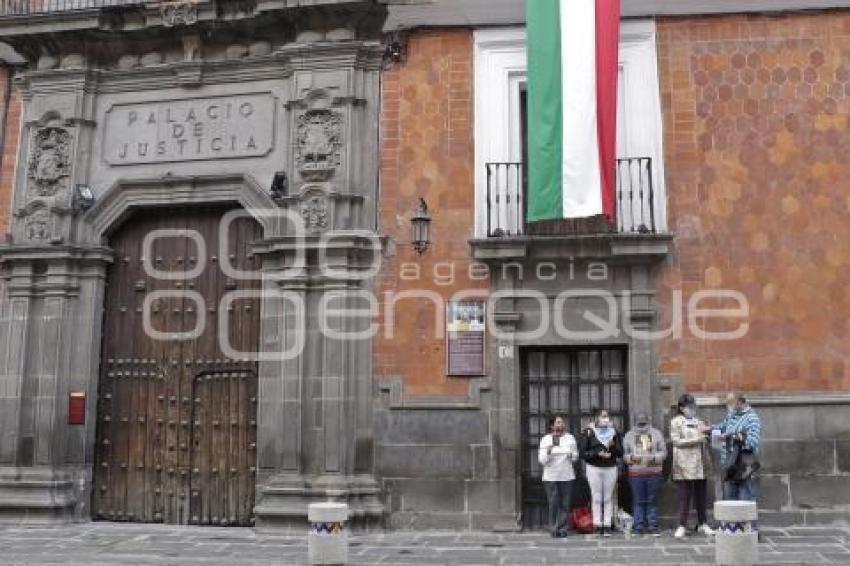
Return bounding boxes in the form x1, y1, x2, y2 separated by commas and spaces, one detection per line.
595, 0, 620, 222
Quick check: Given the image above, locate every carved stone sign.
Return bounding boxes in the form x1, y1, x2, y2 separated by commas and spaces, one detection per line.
103, 93, 276, 165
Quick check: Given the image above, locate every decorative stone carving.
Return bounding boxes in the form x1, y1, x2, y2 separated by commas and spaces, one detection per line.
296, 109, 342, 182
296, 30, 324, 44
23, 207, 52, 242
300, 191, 329, 232
248, 41, 272, 57
326, 28, 355, 41
117, 54, 140, 70
225, 44, 248, 59
161, 1, 198, 27
60, 53, 85, 69
36, 55, 58, 70
27, 127, 72, 198
140, 51, 164, 66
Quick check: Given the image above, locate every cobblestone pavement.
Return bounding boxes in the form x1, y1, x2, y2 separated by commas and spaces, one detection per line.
1, 523, 849, 565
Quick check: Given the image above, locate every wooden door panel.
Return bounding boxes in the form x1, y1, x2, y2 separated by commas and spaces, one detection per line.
94, 206, 261, 525
189, 368, 258, 526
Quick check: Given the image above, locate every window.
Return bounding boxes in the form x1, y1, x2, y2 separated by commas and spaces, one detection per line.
473, 22, 667, 237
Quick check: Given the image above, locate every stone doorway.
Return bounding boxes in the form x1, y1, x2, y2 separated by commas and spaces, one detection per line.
519, 346, 629, 529
92, 205, 262, 525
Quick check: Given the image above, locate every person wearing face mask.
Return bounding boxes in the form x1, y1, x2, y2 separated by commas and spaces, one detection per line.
715, 392, 762, 528
538, 415, 579, 537
670, 393, 715, 539
623, 412, 667, 536
581, 409, 623, 537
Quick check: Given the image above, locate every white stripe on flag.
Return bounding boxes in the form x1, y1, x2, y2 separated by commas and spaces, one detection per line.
559, 0, 603, 218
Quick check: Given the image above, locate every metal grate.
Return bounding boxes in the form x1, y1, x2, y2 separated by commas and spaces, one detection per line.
520, 347, 628, 530
485, 157, 657, 237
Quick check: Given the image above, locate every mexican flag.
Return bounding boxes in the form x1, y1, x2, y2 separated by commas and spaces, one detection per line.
526, 0, 621, 222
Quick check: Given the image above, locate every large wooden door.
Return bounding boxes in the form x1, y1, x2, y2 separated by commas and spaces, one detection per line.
93, 206, 262, 525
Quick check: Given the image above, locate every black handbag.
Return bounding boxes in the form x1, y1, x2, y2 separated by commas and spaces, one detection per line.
725, 445, 761, 483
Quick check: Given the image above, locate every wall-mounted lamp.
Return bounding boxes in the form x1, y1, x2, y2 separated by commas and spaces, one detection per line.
411, 197, 431, 255
384, 31, 405, 64
270, 171, 288, 202
73, 184, 95, 211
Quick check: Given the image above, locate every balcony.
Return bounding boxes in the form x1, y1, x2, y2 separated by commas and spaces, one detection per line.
0, 0, 144, 17
471, 157, 671, 264
484, 157, 659, 238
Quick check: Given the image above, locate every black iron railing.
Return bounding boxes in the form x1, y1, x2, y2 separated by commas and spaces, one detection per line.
485, 157, 658, 237
0, 0, 145, 17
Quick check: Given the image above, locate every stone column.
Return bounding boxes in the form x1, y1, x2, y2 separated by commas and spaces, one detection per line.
0, 247, 111, 523
252, 35, 385, 531
0, 61, 113, 523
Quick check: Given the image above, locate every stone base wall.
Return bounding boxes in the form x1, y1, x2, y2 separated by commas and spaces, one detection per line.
374, 397, 519, 532
376, 395, 850, 530
699, 397, 850, 527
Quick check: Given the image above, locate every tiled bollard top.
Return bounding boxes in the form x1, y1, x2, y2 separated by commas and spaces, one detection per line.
308, 502, 349, 565
715, 500, 759, 565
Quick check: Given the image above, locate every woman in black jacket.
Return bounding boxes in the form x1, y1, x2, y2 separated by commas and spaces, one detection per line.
582, 409, 624, 537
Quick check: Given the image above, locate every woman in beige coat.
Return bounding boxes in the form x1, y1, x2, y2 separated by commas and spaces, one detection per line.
670, 393, 715, 539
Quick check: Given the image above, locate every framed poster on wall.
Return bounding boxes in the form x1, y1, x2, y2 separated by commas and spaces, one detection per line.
446, 301, 486, 376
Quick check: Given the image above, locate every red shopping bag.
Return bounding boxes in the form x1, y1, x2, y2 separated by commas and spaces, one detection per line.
571, 506, 594, 534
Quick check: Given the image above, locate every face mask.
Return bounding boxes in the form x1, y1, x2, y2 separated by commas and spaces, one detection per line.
683, 406, 696, 419
597, 417, 611, 428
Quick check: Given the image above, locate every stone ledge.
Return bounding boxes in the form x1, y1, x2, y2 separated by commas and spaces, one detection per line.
469, 233, 673, 263
0, 467, 79, 524
377, 376, 491, 410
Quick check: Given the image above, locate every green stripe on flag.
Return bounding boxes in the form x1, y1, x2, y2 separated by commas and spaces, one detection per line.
526, 0, 563, 222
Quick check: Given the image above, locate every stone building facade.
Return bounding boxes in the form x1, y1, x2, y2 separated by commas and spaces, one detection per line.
0, 0, 388, 529
372, 2, 850, 530
0, 0, 848, 531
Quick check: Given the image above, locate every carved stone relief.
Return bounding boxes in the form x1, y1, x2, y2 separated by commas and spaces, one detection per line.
161, 1, 198, 27
27, 127, 72, 198
22, 206, 52, 243
300, 189, 330, 233
295, 109, 342, 182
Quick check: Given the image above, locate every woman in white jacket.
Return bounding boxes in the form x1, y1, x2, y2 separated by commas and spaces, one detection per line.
538, 415, 579, 537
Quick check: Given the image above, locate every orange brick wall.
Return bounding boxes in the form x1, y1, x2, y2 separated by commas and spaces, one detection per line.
656, 11, 850, 392
376, 29, 487, 397
0, 66, 20, 237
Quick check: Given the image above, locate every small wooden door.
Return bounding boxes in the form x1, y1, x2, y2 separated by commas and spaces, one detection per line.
93, 206, 262, 525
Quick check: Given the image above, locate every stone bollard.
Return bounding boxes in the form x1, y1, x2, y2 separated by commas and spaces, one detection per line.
308, 502, 349, 565
714, 500, 759, 566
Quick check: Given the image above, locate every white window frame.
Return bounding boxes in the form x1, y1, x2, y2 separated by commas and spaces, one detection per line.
473, 21, 668, 237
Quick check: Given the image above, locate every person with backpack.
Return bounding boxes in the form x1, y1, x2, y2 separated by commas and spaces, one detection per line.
581, 409, 623, 537
670, 394, 715, 539
623, 412, 667, 537
715, 392, 762, 529
538, 415, 579, 537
